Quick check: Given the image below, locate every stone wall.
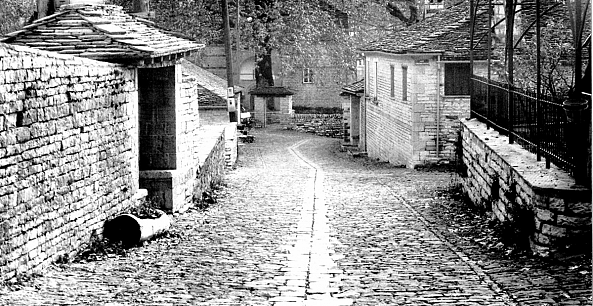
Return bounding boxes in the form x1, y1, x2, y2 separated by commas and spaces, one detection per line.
224, 123, 238, 169
199, 107, 229, 125
193, 125, 226, 197
282, 114, 343, 138
282, 67, 347, 109
253, 96, 294, 126
364, 55, 416, 167
342, 98, 351, 142
0, 44, 146, 281
460, 119, 591, 257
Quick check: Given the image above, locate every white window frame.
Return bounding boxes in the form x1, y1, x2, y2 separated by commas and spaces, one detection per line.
302, 68, 313, 84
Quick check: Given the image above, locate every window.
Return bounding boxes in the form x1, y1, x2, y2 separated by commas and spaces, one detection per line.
402, 65, 408, 101
444, 63, 470, 95
240, 59, 255, 81
390, 65, 395, 97
303, 68, 313, 83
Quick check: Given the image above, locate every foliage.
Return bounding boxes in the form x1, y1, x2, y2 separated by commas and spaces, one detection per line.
0, 0, 36, 36
513, 17, 577, 98
490, 0, 591, 100
108, 0, 402, 86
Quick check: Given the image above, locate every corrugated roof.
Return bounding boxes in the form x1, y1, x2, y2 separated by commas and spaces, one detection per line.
340, 79, 364, 96
361, 1, 490, 60
0, 4, 203, 63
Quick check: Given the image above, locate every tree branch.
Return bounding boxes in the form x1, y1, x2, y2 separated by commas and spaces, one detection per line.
386, 2, 417, 26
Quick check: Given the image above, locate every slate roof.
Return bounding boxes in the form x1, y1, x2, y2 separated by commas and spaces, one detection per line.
361, 1, 490, 60
340, 79, 364, 96
0, 4, 203, 63
180, 59, 244, 107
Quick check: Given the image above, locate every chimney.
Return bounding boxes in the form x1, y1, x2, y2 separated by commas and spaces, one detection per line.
36, 0, 54, 19
132, 0, 150, 14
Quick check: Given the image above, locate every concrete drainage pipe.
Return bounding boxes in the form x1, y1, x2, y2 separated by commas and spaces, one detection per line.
103, 210, 171, 247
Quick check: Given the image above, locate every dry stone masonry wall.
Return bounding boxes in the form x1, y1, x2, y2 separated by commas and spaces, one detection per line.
282, 114, 344, 138
0, 44, 145, 281
460, 119, 591, 257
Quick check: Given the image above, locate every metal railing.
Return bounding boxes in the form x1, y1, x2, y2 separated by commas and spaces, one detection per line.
471, 75, 590, 175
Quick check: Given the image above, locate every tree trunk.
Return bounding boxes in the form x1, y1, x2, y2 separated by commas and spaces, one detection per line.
256, 43, 274, 87
254, 0, 275, 88
386, 1, 418, 25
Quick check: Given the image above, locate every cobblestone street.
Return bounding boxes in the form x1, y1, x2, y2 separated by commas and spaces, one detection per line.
0, 126, 591, 305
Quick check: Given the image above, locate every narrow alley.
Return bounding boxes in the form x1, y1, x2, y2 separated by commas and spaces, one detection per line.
0, 127, 590, 306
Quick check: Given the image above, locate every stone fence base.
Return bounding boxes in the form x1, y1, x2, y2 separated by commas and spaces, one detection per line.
460, 119, 591, 257
140, 125, 227, 213
281, 114, 344, 138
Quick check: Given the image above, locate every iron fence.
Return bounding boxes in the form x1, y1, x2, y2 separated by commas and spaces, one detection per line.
470, 75, 590, 176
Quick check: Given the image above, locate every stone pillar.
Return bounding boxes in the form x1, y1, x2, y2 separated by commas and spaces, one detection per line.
351, 96, 361, 145
253, 96, 266, 127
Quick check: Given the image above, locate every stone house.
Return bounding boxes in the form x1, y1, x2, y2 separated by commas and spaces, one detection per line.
0, 2, 234, 280
358, 1, 490, 168
340, 78, 364, 147
1, 3, 223, 218
249, 86, 295, 126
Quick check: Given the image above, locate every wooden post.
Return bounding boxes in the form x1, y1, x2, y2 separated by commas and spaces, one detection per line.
221, 0, 236, 122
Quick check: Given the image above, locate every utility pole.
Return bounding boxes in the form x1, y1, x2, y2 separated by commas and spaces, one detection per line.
221, 0, 237, 122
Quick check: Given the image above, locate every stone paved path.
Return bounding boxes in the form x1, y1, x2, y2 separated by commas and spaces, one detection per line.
0, 126, 590, 305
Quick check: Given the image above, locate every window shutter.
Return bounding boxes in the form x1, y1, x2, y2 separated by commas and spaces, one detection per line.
445, 63, 470, 95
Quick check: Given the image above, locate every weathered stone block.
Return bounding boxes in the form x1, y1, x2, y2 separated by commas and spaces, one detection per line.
556, 214, 591, 228
541, 224, 567, 238
534, 208, 555, 222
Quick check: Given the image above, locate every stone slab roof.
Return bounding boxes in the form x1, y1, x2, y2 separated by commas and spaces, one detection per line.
181, 59, 229, 107
361, 1, 490, 60
0, 4, 203, 64
181, 59, 227, 100
340, 79, 364, 96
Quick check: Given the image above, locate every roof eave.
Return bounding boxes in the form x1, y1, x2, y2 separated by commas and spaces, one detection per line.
363, 50, 444, 57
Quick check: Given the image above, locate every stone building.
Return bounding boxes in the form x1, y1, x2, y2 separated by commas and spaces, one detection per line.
1, 3, 236, 212
249, 86, 295, 126
358, 1, 490, 168
340, 79, 364, 147
0, 3, 230, 280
